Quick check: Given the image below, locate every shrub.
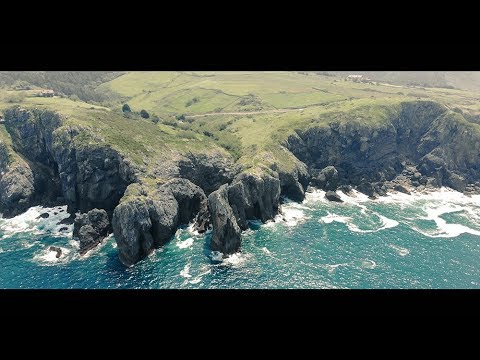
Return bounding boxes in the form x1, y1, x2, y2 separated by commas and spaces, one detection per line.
163, 118, 177, 127
185, 97, 200, 107
140, 109, 150, 119
176, 114, 186, 121
151, 115, 160, 124
122, 103, 131, 112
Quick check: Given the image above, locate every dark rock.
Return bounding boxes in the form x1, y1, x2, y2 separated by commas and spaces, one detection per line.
112, 179, 207, 266
312, 166, 339, 191
445, 172, 466, 192
418, 176, 428, 185
194, 199, 210, 233
59, 227, 68, 232
325, 191, 343, 202
0, 160, 36, 217
411, 180, 420, 187
277, 161, 310, 202
178, 152, 238, 195
53, 212, 58, 215
338, 184, 353, 194
357, 182, 375, 197
58, 214, 75, 225
73, 208, 110, 255
227, 173, 281, 230
39, 212, 50, 219
208, 185, 241, 255
49, 246, 62, 258
394, 184, 411, 194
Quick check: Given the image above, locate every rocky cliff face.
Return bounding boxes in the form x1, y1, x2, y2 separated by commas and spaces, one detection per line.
73, 208, 111, 254
112, 178, 208, 266
207, 172, 281, 255
3, 100, 480, 266
2, 108, 137, 217
286, 101, 480, 196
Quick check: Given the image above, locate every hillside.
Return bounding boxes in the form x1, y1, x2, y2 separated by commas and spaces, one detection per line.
1, 71, 480, 266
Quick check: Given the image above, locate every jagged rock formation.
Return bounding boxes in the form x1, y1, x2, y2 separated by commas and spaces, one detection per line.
1, 108, 136, 216
325, 191, 343, 202
73, 208, 111, 254
3, 100, 480, 266
286, 101, 480, 197
207, 172, 280, 255
112, 179, 208, 266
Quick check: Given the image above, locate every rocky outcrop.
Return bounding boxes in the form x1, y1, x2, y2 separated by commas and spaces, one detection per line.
73, 209, 110, 254
312, 166, 339, 191
207, 172, 281, 255
208, 185, 241, 254
285, 101, 480, 197
112, 178, 207, 266
325, 191, 343, 202
0, 159, 36, 217
2, 108, 137, 216
178, 152, 239, 195
276, 160, 310, 202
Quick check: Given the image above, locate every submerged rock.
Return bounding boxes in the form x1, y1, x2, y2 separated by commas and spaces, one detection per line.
393, 184, 411, 194
73, 208, 110, 255
39, 212, 50, 219
325, 191, 343, 202
49, 246, 62, 258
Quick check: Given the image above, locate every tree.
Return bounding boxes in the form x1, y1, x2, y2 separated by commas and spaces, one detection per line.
176, 114, 185, 121
122, 103, 131, 112
140, 109, 150, 119
151, 115, 160, 124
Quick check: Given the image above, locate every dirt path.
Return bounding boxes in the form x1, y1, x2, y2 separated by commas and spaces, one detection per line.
186, 108, 304, 118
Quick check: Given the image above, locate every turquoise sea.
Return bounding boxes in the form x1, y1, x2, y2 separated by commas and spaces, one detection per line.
1, 188, 479, 289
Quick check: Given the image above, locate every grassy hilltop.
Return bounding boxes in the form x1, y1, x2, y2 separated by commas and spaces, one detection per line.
1, 71, 480, 177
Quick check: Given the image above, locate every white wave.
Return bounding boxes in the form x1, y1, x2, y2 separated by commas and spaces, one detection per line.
261, 247, 272, 255
348, 211, 399, 233
0, 248, 4, 253
33, 246, 72, 265
180, 263, 192, 278
413, 202, 480, 238
280, 207, 309, 227
177, 237, 194, 249
389, 244, 410, 256
0, 205, 72, 239
360, 259, 377, 269
189, 268, 212, 284
320, 212, 351, 224
222, 252, 251, 266
210, 251, 223, 261
304, 189, 327, 204
325, 263, 349, 274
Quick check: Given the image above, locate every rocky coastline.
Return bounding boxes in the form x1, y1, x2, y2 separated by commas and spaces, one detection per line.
2, 101, 480, 266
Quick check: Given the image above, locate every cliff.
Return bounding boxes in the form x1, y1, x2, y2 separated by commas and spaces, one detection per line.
2, 100, 480, 265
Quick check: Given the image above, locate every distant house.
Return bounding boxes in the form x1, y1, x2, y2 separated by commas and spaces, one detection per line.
346, 74, 372, 83
37, 89, 55, 97
346, 74, 364, 82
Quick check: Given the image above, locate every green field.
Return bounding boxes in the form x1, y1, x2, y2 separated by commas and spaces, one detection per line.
2, 71, 480, 176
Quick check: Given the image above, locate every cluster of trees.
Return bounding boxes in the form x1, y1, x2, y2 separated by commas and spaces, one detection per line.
122, 103, 160, 123
0, 71, 123, 102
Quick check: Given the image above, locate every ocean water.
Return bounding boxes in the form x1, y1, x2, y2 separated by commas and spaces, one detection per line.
1, 188, 479, 289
